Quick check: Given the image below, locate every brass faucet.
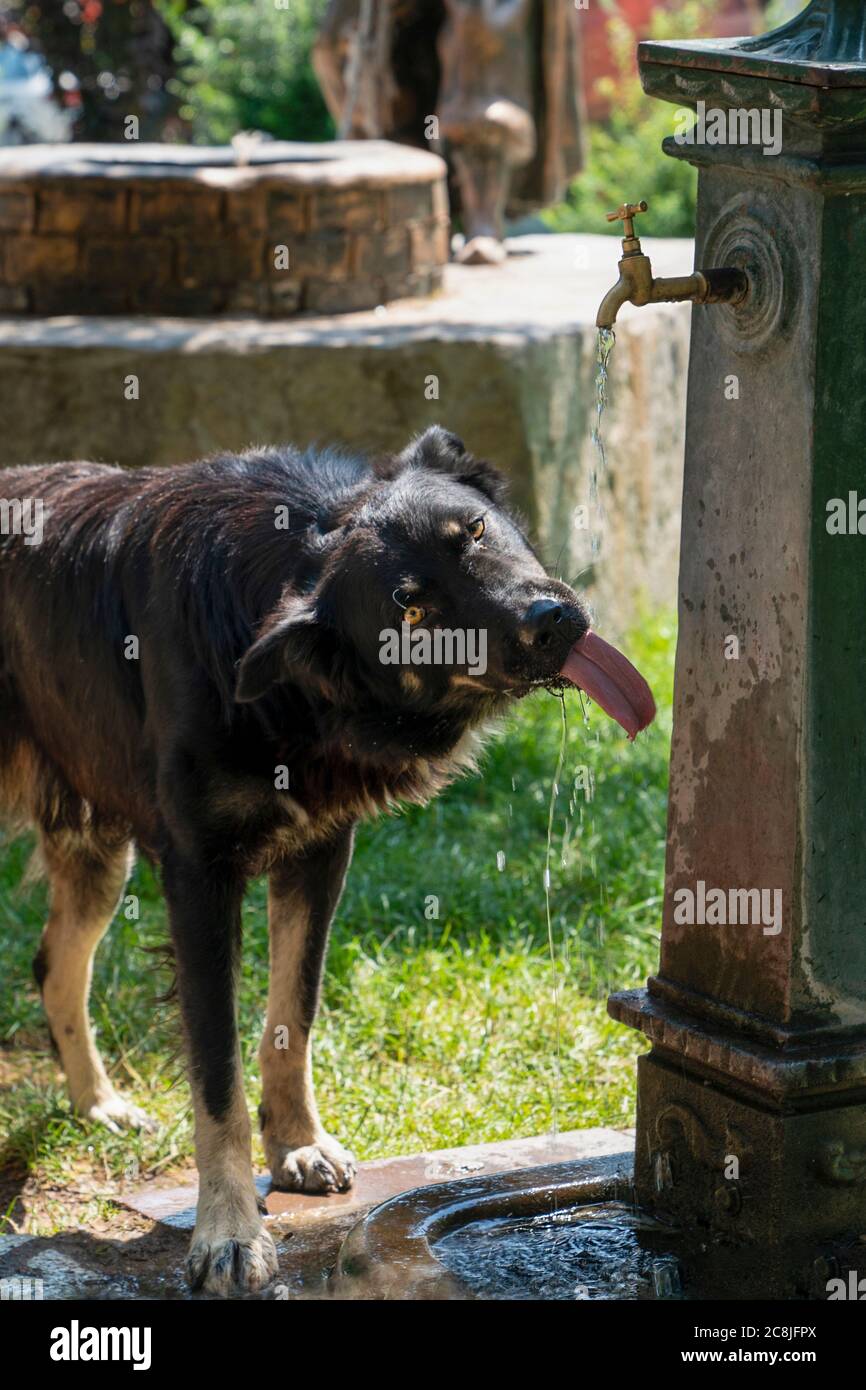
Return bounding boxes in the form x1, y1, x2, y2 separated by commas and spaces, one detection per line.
596, 200, 749, 330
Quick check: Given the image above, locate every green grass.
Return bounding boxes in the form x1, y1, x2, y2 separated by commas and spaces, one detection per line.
0, 612, 674, 1200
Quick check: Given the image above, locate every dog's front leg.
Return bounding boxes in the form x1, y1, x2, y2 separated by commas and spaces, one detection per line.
260, 828, 357, 1193
163, 848, 278, 1296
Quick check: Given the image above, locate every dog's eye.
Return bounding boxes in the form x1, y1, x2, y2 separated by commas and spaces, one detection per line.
468, 517, 485, 542
403, 605, 426, 626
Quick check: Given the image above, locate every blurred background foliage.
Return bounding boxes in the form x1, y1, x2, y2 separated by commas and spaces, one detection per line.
545, 0, 799, 238
2, 0, 333, 143
159, 0, 333, 144
544, 0, 715, 238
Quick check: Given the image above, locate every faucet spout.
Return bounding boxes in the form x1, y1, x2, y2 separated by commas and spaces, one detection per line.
594, 199, 749, 329
596, 275, 633, 332
594, 250, 653, 329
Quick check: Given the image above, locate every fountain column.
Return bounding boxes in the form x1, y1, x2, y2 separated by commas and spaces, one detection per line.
609, 0, 866, 1296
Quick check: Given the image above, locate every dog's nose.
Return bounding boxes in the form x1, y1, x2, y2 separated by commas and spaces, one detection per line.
522, 598, 564, 646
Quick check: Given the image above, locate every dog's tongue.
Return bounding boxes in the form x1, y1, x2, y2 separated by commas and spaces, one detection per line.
560, 630, 656, 741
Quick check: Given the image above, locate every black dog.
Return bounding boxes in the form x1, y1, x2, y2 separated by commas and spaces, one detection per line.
0, 427, 653, 1294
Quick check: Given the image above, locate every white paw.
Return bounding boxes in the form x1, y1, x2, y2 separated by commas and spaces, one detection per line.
187, 1224, 278, 1297
78, 1092, 156, 1135
269, 1136, 357, 1194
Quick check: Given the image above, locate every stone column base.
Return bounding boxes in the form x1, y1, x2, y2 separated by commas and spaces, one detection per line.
611, 988, 866, 1298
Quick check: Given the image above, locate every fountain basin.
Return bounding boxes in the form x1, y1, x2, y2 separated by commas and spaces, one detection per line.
330, 1147, 862, 1300
330, 1154, 691, 1301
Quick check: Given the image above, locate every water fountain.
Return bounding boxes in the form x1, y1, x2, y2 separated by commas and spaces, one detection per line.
609, 0, 866, 1302
331, 0, 866, 1299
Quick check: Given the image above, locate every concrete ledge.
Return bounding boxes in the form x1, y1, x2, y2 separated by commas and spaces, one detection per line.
0, 233, 691, 625
119, 1124, 634, 1234
0, 139, 447, 186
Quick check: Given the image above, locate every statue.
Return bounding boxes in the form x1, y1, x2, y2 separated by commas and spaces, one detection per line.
314, 0, 586, 264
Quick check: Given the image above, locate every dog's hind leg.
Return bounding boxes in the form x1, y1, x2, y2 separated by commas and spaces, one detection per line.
259, 828, 357, 1194
34, 830, 151, 1133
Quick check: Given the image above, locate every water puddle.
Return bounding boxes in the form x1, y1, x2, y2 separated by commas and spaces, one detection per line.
436, 1201, 686, 1301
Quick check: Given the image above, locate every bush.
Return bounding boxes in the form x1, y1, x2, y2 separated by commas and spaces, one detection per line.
545, 0, 722, 239
158, 0, 334, 144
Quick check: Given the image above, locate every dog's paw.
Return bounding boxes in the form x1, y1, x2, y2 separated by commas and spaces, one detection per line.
78, 1092, 156, 1135
187, 1225, 278, 1297
268, 1136, 356, 1194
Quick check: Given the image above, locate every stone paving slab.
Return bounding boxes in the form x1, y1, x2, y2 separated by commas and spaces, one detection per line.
0, 1128, 634, 1299
0, 1231, 185, 1301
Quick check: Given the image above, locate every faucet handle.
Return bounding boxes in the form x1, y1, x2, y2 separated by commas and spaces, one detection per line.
606, 200, 648, 245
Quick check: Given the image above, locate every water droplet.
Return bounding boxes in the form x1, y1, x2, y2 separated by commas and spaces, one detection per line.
496, 850, 506, 872
653, 1150, 674, 1192
652, 1259, 682, 1299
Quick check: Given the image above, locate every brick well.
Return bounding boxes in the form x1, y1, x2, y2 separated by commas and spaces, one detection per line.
0, 141, 449, 317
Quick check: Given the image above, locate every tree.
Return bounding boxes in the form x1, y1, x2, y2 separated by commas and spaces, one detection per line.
160, 0, 334, 145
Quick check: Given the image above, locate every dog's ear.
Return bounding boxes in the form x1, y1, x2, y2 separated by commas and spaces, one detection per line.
235, 595, 330, 703
392, 425, 508, 505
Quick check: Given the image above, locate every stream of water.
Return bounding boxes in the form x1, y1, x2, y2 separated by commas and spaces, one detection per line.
543, 696, 568, 1138
542, 328, 617, 1141
589, 326, 616, 559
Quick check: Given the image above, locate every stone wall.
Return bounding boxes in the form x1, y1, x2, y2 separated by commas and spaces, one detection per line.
0, 142, 449, 316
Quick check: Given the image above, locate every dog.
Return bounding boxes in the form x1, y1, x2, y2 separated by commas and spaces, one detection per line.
0, 426, 653, 1295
